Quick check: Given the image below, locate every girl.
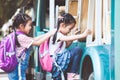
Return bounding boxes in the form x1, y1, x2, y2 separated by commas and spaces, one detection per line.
8, 13, 56, 80
49, 13, 91, 80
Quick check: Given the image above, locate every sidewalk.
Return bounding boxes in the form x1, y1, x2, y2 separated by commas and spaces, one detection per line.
0, 69, 9, 80
0, 73, 9, 80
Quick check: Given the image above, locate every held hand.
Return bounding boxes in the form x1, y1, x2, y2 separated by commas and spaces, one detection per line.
72, 27, 80, 35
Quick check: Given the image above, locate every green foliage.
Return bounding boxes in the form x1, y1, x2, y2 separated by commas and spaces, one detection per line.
0, 0, 33, 28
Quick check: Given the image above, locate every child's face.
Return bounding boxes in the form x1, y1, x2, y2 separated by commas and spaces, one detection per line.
23, 20, 32, 34
60, 23, 75, 35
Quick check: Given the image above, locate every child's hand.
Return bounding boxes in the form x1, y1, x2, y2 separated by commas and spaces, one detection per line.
72, 27, 80, 35
83, 29, 92, 37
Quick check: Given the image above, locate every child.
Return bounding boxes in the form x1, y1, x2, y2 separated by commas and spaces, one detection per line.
49, 13, 91, 80
8, 13, 56, 80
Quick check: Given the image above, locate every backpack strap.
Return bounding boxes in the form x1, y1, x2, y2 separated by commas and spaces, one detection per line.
53, 41, 65, 80
54, 59, 65, 80
5, 34, 15, 57
54, 41, 63, 54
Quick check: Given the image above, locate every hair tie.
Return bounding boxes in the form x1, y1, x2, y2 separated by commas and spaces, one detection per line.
58, 18, 64, 22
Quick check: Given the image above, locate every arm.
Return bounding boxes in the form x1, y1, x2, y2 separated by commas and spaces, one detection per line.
65, 27, 80, 48
60, 34, 86, 41
59, 29, 91, 41
33, 33, 49, 41
32, 30, 56, 46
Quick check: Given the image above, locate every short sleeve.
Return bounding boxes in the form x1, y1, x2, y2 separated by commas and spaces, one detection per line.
17, 34, 34, 48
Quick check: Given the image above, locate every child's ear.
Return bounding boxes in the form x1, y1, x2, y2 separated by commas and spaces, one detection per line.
19, 24, 24, 29
60, 23, 65, 28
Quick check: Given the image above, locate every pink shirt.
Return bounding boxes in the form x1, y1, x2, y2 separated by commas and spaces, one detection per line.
16, 34, 34, 57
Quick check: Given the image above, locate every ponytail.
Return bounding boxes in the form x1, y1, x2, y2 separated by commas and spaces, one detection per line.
13, 28, 21, 47
52, 18, 64, 44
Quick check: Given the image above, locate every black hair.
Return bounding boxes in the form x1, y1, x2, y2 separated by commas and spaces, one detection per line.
52, 13, 76, 44
13, 13, 32, 47
13, 13, 32, 29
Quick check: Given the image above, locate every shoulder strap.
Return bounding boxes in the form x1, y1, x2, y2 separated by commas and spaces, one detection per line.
53, 42, 65, 80
54, 41, 63, 54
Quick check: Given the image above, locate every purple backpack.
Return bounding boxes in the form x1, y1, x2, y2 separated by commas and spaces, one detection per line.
0, 31, 22, 72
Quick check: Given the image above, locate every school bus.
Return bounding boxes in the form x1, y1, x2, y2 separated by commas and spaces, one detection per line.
64, 0, 112, 80
0, 0, 120, 80
33, 0, 120, 80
